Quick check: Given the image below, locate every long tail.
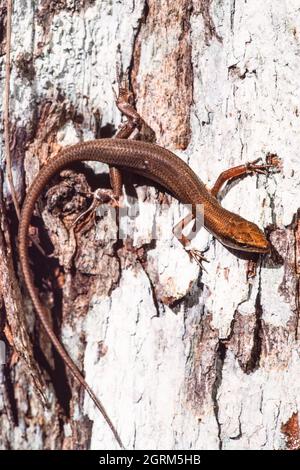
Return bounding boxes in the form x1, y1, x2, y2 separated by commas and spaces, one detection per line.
19, 214, 124, 449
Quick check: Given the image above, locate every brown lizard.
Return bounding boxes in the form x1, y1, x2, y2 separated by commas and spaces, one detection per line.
18, 89, 278, 448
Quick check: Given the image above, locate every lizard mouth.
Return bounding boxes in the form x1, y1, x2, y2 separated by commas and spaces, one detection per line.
217, 233, 271, 254
235, 240, 270, 253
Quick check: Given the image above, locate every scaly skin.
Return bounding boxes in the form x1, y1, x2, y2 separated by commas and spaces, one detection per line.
18, 138, 270, 448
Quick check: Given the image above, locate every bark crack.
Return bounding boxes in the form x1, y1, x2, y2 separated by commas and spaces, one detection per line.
211, 340, 226, 450
230, 0, 236, 32
128, 0, 149, 94
244, 277, 263, 373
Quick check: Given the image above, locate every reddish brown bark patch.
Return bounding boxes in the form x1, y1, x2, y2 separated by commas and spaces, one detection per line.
42, 170, 120, 319
185, 312, 220, 412
228, 309, 262, 374
268, 216, 300, 341
282, 413, 300, 450
24, 94, 83, 177
130, 0, 193, 150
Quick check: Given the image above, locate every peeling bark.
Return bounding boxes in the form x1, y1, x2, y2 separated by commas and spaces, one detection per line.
131, 0, 194, 149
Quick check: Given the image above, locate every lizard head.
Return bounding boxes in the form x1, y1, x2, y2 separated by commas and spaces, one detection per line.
217, 216, 270, 254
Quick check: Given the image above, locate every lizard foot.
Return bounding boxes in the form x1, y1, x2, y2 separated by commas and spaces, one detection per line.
187, 249, 209, 271
246, 156, 281, 175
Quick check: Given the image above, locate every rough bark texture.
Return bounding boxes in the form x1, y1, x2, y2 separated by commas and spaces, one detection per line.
0, 0, 299, 450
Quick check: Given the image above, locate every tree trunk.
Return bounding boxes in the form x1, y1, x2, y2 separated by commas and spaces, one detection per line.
0, 0, 299, 450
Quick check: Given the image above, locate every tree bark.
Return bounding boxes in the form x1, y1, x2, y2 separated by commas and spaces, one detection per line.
0, 0, 299, 450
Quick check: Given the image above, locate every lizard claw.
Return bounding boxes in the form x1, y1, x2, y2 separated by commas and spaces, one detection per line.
246, 156, 282, 176
187, 249, 209, 271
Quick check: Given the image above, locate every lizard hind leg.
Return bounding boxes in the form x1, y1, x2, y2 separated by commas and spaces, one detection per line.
109, 83, 156, 200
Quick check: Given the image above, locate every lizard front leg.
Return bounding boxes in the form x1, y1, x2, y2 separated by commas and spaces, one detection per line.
210, 154, 281, 197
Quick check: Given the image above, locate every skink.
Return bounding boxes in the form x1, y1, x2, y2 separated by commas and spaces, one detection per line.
18, 138, 271, 448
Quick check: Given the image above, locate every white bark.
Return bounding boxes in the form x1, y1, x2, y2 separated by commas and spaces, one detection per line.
0, 0, 299, 450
